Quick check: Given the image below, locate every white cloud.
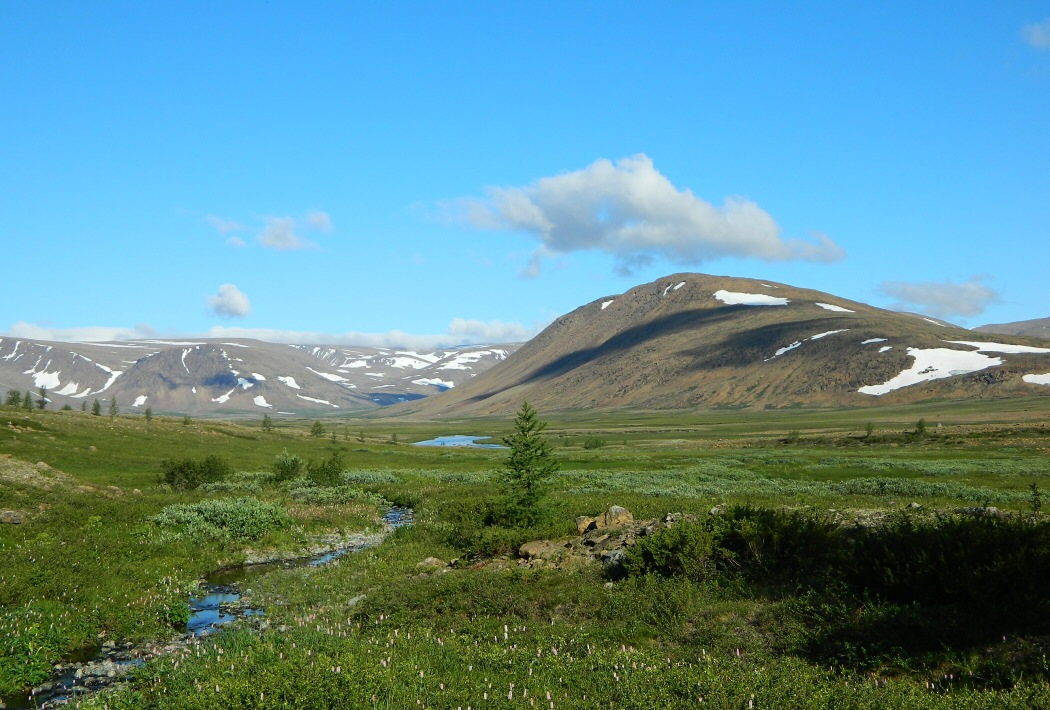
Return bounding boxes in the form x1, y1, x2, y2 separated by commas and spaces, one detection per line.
879, 277, 1000, 319
205, 215, 244, 234
1022, 19, 1050, 49
306, 211, 333, 233
445, 154, 845, 275
209, 317, 541, 349
4, 322, 159, 342
7, 319, 540, 349
258, 216, 315, 251
446, 318, 539, 343
227, 235, 247, 247
207, 284, 252, 318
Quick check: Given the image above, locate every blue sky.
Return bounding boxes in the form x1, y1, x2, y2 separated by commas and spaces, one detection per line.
2, 3, 1048, 347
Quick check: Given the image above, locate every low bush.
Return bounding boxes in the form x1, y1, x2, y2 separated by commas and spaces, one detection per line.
272, 450, 305, 482
160, 455, 233, 491
147, 497, 292, 541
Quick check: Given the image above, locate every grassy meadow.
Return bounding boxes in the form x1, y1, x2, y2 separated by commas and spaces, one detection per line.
2, 397, 1050, 708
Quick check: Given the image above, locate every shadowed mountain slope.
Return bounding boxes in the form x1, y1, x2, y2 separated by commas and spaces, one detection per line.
975, 317, 1050, 341
389, 273, 1050, 418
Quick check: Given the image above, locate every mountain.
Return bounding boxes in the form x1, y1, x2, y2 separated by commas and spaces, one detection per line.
391, 273, 1050, 417
974, 317, 1050, 341
0, 338, 519, 416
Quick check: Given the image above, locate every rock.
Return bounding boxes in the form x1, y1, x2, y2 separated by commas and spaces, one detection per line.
0, 510, 24, 524
709, 504, 726, 516
518, 540, 564, 562
956, 506, 1002, 517
602, 549, 628, 580
906, 502, 922, 510
415, 557, 447, 570
88, 446, 97, 452
576, 516, 597, 534
596, 506, 633, 529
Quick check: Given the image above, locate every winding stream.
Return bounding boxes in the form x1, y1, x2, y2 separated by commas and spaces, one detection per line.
3, 507, 412, 709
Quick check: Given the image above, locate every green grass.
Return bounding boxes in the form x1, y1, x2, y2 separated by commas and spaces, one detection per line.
3, 400, 1050, 705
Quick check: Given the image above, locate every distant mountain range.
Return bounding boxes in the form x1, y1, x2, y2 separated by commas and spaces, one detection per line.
0, 338, 518, 416
391, 273, 1050, 417
974, 317, 1050, 341
5, 274, 1049, 419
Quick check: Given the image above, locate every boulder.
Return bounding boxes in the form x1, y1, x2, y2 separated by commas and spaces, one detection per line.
595, 506, 633, 529
416, 557, 447, 570
576, 516, 597, 534
518, 540, 564, 562
602, 549, 628, 580
0, 510, 24, 524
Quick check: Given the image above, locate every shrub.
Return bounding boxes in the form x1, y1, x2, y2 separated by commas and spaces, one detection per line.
307, 451, 345, 487
273, 450, 306, 482
148, 497, 292, 541
161, 455, 233, 491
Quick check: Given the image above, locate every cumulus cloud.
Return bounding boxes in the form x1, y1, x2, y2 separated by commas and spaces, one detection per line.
306, 210, 333, 232
205, 215, 244, 234
445, 154, 845, 276
879, 277, 1000, 319
207, 284, 252, 318
258, 217, 315, 251
1023, 19, 1050, 49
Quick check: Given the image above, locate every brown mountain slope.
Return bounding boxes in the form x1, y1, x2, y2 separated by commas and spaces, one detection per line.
975, 317, 1050, 341
390, 273, 1050, 417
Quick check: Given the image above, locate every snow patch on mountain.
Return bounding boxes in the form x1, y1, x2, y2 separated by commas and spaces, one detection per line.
946, 341, 1050, 355
133, 395, 147, 407
601, 300, 614, 310
277, 376, 301, 389
297, 394, 339, 407
412, 377, 455, 389
816, 303, 854, 313
254, 395, 273, 408
859, 348, 1003, 395
714, 290, 789, 306
1023, 374, 1050, 386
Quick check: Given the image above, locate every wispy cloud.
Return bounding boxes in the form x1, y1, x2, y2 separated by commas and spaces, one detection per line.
444, 154, 845, 276
7, 318, 541, 349
879, 277, 1000, 319
1022, 19, 1050, 49
4, 322, 159, 342
207, 284, 252, 318
209, 318, 541, 349
306, 210, 333, 233
227, 236, 247, 247
205, 215, 244, 234
258, 216, 315, 251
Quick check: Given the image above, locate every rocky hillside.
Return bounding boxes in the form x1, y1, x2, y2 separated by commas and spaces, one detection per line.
975, 317, 1050, 341
0, 338, 518, 416
391, 273, 1050, 417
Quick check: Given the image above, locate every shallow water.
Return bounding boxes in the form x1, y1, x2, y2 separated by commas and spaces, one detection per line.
411, 435, 504, 448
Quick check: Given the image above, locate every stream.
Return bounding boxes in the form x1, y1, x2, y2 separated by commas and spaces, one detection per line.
2, 507, 413, 709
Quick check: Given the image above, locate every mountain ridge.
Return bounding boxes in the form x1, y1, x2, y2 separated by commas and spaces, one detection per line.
388, 273, 1050, 418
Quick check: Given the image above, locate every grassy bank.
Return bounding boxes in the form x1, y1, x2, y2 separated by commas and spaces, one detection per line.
2, 402, 1050, 706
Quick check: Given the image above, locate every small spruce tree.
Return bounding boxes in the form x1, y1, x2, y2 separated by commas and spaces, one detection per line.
91, 399, 102, 416
144, 406, 153, 423
311, 420, 325, 438
262, 413, 274, 432
499, 400, 559, 525
5, 390, 20, 407
109, 397, 118, 418
36, 387, 47, 409
22, 391, 33, 411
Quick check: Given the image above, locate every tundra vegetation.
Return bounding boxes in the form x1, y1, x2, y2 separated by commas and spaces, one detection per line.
1, 398, 1050, 707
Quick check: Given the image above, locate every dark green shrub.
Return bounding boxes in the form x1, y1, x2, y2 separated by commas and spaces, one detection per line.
148, 497, 292, 540
272, 449, 306, 481
307, 451, 345, 487
161, 455, 233, 491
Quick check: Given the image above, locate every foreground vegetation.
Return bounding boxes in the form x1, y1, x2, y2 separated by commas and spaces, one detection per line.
2, 398, 1050, 707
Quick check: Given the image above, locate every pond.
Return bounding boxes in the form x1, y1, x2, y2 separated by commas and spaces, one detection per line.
411, 435, 505, 448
